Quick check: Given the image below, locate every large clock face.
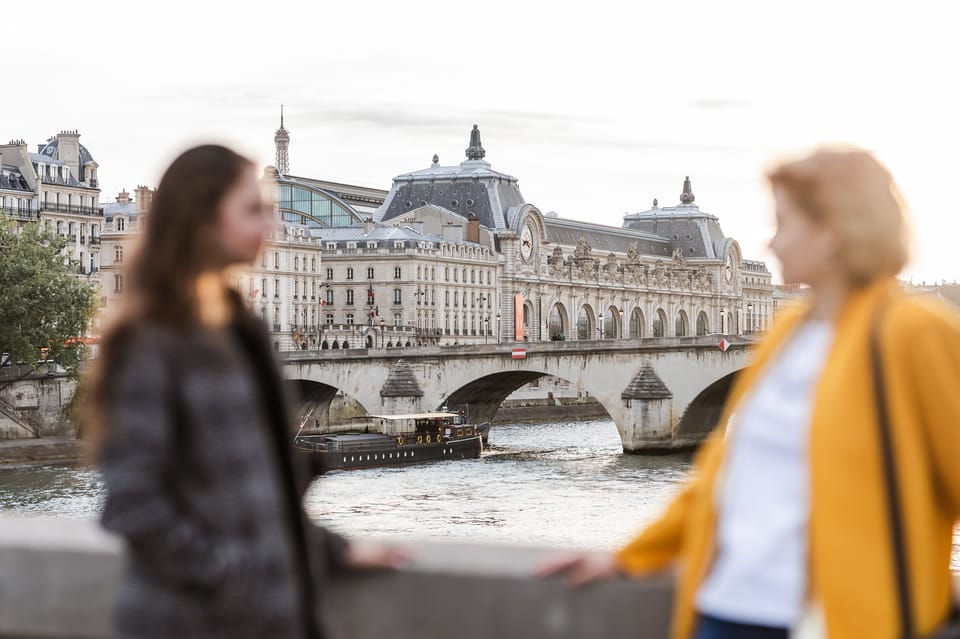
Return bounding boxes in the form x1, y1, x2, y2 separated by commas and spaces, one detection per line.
520, 224, 534, 261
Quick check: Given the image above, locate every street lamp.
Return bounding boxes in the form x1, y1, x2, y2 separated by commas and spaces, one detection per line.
599, 313, 604, 340
720, 307, 725, 335
484, 317, 489, 344
496, 312, 501, 344
619, 308, 624, 339
746, 302, 753, 335
379, 316, 385, 349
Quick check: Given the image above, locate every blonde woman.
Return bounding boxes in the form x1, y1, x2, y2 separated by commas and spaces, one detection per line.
541, 148, 960, 639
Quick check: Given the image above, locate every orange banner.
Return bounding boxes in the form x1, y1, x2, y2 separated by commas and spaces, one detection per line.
514, 294, 524, 342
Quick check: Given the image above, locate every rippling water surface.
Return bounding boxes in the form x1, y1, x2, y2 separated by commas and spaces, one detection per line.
3, 419, 956, 570
0, 420, 690, 550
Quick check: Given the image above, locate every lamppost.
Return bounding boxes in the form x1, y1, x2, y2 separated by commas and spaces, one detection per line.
484, 316, 489, 344
746, 302, 753, 335
619, 308, 625, 339
496, 312, 501, 344
379, 316, 385, 349
720, 307, 726, 335
599, 313, 605, 340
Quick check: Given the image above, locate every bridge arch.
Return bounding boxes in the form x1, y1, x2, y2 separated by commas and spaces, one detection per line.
440, 370, 615, 426
674, 369, 741, 445
286, 379, 375, 431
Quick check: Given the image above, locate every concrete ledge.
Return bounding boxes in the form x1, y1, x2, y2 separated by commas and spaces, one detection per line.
0, 517, 674, 639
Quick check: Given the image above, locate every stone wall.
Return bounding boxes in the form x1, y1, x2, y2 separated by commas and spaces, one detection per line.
0, 517, 675, 639
0, 370, 76, 439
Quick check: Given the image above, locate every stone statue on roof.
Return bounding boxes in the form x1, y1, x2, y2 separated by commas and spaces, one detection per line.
574, 235, 592, 259
672, 247, 687, 266
627, 242, 641, 263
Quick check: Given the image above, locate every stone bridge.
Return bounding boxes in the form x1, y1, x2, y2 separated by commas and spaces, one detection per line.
282, 336, 754, 452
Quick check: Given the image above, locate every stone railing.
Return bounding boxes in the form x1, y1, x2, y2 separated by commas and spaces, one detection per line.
0, 517, 674, 639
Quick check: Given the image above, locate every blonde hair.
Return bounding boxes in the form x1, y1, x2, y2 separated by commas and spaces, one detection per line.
766, 147, 910, 286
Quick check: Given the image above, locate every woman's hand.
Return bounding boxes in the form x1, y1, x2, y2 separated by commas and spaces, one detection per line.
343, 540, 411, 571
534, 551, 623, 587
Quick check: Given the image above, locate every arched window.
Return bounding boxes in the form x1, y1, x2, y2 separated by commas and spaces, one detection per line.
653, 309, 667, 338
577, 305, 595, 340
629, 308, 644, 339
675, 310, 689, 337
549, 303, 568, 340
696, 311, 709, 336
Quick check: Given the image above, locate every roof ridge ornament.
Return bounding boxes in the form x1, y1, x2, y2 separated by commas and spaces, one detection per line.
432, 154, 439, 167
465, 124, 486, 160
680, 176, 695, 204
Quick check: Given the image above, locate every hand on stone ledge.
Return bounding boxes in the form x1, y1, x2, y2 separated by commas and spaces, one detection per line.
534, 551, 623, 587
343, 540, 411, 571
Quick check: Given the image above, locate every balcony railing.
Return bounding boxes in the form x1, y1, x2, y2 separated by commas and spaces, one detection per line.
39, 203, 103, 216
1, 206, 37, 220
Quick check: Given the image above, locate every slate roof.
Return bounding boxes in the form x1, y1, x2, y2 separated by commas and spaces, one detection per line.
375, 126, 524, 231
621, 364, 673, 400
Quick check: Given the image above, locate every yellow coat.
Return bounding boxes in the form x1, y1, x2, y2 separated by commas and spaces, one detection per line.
616, 279, 960, 639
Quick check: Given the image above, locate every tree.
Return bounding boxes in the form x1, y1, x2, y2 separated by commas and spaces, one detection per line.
0, 219, 98, 382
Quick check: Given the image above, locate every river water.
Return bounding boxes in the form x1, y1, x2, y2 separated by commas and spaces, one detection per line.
2, 419, 957, 570
0, 419, 690, 550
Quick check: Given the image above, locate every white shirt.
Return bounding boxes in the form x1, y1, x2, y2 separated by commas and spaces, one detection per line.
696, 320, 834, 627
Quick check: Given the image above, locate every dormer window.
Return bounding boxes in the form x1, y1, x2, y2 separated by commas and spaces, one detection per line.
326, 242, 336, 250
346, 242, 357, 249
394, 241, 404, 249
116, 217, 126, 232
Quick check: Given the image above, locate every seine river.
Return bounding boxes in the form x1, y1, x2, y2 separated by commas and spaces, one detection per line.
2, 419, 957, 569
0, 419, 691, 550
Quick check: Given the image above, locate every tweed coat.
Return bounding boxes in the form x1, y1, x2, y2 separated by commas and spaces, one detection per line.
98, 301, 347, 639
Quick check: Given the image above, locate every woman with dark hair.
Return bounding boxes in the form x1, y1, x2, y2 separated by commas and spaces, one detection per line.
85, 145, 402, 639
540, 148, 960, 639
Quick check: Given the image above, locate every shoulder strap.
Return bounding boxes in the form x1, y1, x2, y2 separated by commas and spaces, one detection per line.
870, 305, 915, 639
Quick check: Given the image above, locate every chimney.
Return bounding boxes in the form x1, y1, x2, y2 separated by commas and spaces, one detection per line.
442, 223, 463, 243
466, 214, 480, 244
56, 130, 81, 182
134, 185, 153, 213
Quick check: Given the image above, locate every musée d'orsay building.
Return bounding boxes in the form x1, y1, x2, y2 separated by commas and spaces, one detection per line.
251, 117, 772, 351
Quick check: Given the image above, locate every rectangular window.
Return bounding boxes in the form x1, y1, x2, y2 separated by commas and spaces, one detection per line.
261, 252, 267, 268
326, 268, 334, 280
261, 278, 267, 298
445, 291, 450, 306
326, 289, 334, 305
393, 289, 402, 304
394, 314, 402, 327
114, 274, 123, 294
311, 257, 316, 272
394, 267, 401, 279
274, 252, 280, 269
294, 281, 299, 299
114, 245, 124, 264
325, 314, 334, 325
347, 268, 354, 280
346, 290, 354, 305
274, 279, 280, 298
346, 314, 354, 325
367, 267, 374, 279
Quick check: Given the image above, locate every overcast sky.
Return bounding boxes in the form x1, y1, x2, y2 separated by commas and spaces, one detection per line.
8, 0, 958, 283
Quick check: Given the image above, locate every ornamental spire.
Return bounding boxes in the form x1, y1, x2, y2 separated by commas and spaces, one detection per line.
465, 124, 486, 161
274, 105, 290, 174
680, 175, 695, 204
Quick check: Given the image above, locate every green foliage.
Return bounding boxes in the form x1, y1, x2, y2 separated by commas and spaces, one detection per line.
0, 219, 98, 379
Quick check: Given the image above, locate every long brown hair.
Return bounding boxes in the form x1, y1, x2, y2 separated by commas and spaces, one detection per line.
81, 145, 254, 446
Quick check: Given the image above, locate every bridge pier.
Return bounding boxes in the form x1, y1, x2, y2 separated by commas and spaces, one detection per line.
617, 364, 679, 453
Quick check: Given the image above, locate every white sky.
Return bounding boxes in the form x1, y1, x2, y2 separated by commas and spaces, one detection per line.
7, 0, 959, 283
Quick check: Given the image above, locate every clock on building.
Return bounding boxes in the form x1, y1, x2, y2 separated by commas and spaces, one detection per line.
520, 223, 534, 262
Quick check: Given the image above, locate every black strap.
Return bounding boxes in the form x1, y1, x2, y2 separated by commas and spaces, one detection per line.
870, 305, 916, 639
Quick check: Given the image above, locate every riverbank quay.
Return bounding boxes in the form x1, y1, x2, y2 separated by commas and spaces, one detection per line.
0, 436, 88, 466
0, 516, 676, 639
